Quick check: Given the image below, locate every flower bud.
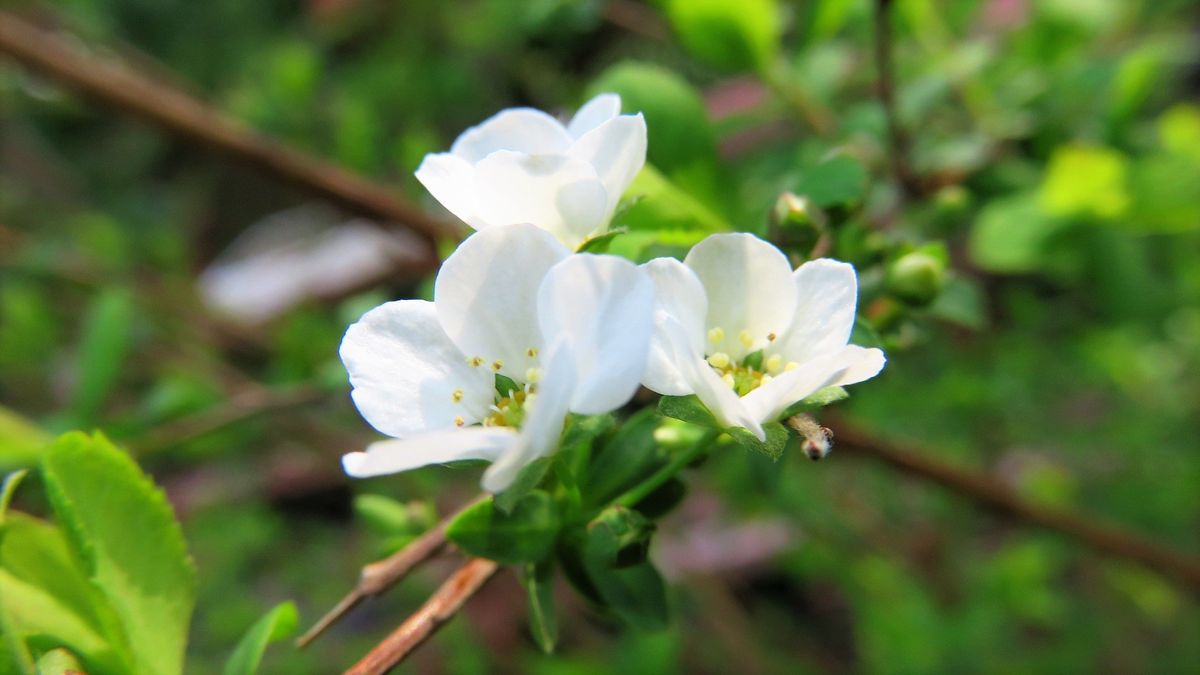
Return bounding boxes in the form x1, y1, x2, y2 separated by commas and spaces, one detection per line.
886, 250, 946, 306
770, 192, 828, 257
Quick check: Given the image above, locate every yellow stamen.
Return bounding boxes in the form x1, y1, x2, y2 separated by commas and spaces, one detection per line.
451, 389, 464, 403
767, 332, 777, 342
468, 356, 484, 368
707, 327, 725, 344
525, 367, 542, 383
721, 372, 736, 388
765, 354, 783, 374
784, 361, 799, 372
707, 352, 731, 369
454, 415, 465, 427
738, 330, 754, 349
526, 347, 538, 358
491, 359, 504, 372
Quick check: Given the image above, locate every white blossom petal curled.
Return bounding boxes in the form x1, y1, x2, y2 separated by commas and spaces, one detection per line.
566, 93, 622, 138
416, 94, 646, 249
775, 259, 859, 363
435, 224, 570, 380
339, 300, 493, 438
537, 254, 655, 415
449, 108, 573, 163
641, 257, 708, 396
343, 427, 519, 478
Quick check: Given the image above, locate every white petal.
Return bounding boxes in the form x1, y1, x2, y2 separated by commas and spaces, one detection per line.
831, 345, 886, 386
450, 108, 573, 163
413, 153, 482, 228
569, 113, 646, 216
536, 254, 655, 415
566, 93, 622, 138
471, 151, 609, 249
660, 315, 765, 440
435, 224, 570, 381
684, 234, 798, 360
481, 343, 577, 492
774, 258, 859, 363
740, 357, 850, 426
343, 427, 519, 478
340, 300, 494, 438
640, 257, 708, 396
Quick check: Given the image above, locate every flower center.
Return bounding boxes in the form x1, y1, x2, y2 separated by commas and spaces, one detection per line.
457, 348, 542, 428
482, 389, 533, 428
705, 326, 797, 397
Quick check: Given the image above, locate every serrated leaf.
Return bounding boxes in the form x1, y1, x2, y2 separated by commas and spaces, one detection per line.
447, 491, 561, 565
41, 432, 196, 675
656, 395, 719, 429
523, 561, 557, 654
728, 422, 790, 461
222, 601, 299, 675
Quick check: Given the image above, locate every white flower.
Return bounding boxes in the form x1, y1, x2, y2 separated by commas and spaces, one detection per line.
641, 233, 886, 440
415, 93, 647, 250
339, 223, 655, 492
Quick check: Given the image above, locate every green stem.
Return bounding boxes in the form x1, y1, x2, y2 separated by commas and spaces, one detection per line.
614, 430, 721, 508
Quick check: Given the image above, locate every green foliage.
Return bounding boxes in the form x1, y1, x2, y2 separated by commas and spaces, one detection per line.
447, 491, 562, 565
664, 0, 781, 73
36, 649, 85, 675
794, 153, 869, 208
727, 422, 790, 461
575, 508, 668, 630
41, 432, 196, 675
222, 602, 299, 675
1039, 145, 1130, 220
69, 289, 135, 428
0, 408, 49, 473
523, 561, 558, 654
656, 395, 718, 429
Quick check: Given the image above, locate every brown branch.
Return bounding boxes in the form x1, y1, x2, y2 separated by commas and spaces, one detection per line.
344, 557, 500, 675
872, 0, 924, 198
828, 416, 1200, 592
297, 495, 488, 648
0, 10, 461, 244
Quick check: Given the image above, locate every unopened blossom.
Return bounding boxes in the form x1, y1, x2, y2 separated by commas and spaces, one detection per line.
339, 223, 655, 492
641, 233, 885, 440
415, 93, 647, 250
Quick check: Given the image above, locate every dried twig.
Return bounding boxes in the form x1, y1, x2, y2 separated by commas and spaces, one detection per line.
872, 0, 924, 198
829, 416, 1200, 591
297, 495, 487, 648
0, 10, 461, 244
344, 557, 500, 675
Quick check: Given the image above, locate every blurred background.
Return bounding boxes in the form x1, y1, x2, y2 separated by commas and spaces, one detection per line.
1, 0, 1197, 672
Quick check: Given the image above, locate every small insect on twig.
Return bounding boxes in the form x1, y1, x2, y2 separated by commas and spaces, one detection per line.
786, 414, 833, 461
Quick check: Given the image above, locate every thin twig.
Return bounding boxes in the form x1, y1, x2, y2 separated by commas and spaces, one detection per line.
872, 0, 924, 198
0, 10, 461, 244
297, 495, 488, 648
829, 416, 1200, 591
344, 557, 500, 675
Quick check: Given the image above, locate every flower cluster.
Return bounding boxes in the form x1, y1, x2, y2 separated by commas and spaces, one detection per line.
340, 94, 885, 492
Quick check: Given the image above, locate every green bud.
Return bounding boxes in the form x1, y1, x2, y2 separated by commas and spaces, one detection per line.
886, 251, 946, 306
770, 192, 827, 257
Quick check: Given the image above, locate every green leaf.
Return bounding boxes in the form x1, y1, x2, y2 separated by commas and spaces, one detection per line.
665, 0, 780, 73
576, 228, 626, 254
446, 491, 561, 565
728, 422, 790, 461
494, 373, 520, 398
0, 470, 27, 523
41, 432, 196, 675
36, 648, 84, 675
795, 154, 869, 208
969, 193, 1067, 273
1039, 145, 1130, 220
587, 63, 717, 181
353, 494, 433, 538
616, 165, 729, 234
222, 602, 299, 675
656, 395, 719, 429
523, 561, 557, 654
70, 288, 135, 427
493, 457, 553, 514
584, 409, 665, 508
576, 509, 669, 630
0, 571, 121, 675
0, 407, 49, 472
583, 507, 655, 569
